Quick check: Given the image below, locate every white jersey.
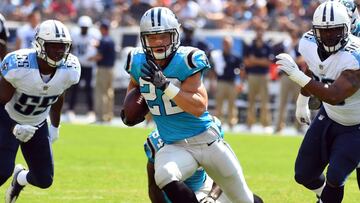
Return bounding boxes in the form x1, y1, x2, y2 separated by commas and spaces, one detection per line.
71, 30, 98, 67
0, 49, 81, 126
299, 31, 360, 126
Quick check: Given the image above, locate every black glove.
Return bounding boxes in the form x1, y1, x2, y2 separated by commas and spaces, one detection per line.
120, 109, 145, 127
141, 60, 169, 91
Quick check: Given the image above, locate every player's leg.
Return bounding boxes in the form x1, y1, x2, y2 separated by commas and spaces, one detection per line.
155, 144, 199, 203
201, 139, 257, 203
0, 122, 20, 186
20, 123, 54, 189
146, 161, 168, 203
321, 130, 360, 203
294, 108, 329, 197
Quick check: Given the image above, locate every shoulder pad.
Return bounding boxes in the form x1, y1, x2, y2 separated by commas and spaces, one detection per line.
343, 35, 360, 54
64, 54, 81, 70
63, 54, 81, 86
302, 30, 316, 42
178, 47, 210, 70
0, 51, 25, 76
124, 47, 141, 74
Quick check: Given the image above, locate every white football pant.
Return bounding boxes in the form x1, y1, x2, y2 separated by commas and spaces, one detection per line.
154, 128, 254, 203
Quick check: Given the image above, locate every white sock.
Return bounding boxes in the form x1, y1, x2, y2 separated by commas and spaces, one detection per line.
312, 182, 325, 197
17, 170, 29, 186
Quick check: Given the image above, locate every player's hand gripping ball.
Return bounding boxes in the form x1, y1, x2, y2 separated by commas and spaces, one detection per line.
121, 88, 149, 126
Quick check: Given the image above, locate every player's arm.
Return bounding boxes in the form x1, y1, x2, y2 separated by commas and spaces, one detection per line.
141, 59, 207, 117
302, 69, 360, 105
49, 93, 65, 127
172, 72, 207, 117
126, 77, 139, 93
276, 53, 360, 105
299, 65, 312, 97
0, 75, 15, 105
0, 73, 38, 142
0, 75, 16, 126
147, 161, 167, 203
0, 75, 20, 131
48, 93, 65, 143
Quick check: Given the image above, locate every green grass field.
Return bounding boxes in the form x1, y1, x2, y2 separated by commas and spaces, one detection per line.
1, 124, 359, 202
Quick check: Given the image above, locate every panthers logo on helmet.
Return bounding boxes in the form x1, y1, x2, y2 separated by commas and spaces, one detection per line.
139, 7, 180, 60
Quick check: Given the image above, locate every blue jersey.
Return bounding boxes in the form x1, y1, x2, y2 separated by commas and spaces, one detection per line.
126, 46, 216, 143
338, 0, 360, 36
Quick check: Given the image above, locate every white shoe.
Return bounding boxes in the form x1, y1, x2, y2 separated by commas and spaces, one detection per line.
5, 164, 26, 203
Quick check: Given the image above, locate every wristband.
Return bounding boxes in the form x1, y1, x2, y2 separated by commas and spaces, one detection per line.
163, 82, 180, 99
289, 71, 311, 87
297, 94, 310, 107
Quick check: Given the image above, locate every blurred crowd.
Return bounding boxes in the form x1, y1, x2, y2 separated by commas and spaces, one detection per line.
0, 0, 339, 33
3, 0, 359, 134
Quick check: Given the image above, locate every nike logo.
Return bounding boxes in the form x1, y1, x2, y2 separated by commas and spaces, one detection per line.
207, 140, 216, 146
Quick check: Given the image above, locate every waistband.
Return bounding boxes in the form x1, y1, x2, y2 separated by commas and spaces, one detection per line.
173, 126, 221, 145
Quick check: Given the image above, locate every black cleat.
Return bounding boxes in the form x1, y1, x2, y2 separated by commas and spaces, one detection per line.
5, 164, 26, 203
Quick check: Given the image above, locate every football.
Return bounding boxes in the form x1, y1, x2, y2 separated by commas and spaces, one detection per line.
121, 87, 149, 126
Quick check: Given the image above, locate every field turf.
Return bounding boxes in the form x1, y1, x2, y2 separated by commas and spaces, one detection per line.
0, 124, 358, 202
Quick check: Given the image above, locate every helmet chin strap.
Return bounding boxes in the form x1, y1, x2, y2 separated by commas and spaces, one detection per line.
45, 56, 62, 67
152, 45, 173, 60
321, 37, 348, 54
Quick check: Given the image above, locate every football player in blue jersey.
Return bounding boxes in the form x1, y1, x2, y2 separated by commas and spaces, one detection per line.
144, 116, 230, 203
0, 13, 9, 60
0, 20, 81, 203
276, 1, 360, 202
123, 7, 263, 203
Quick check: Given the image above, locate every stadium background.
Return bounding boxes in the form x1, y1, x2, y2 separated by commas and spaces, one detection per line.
0, 0, 359, 202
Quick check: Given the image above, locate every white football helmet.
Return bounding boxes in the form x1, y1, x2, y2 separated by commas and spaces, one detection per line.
140, 7, 180, 60
78, 15, 93, 28
33, 20, 72, 67
320, 0, 360, 31
313, 1, 351, 53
